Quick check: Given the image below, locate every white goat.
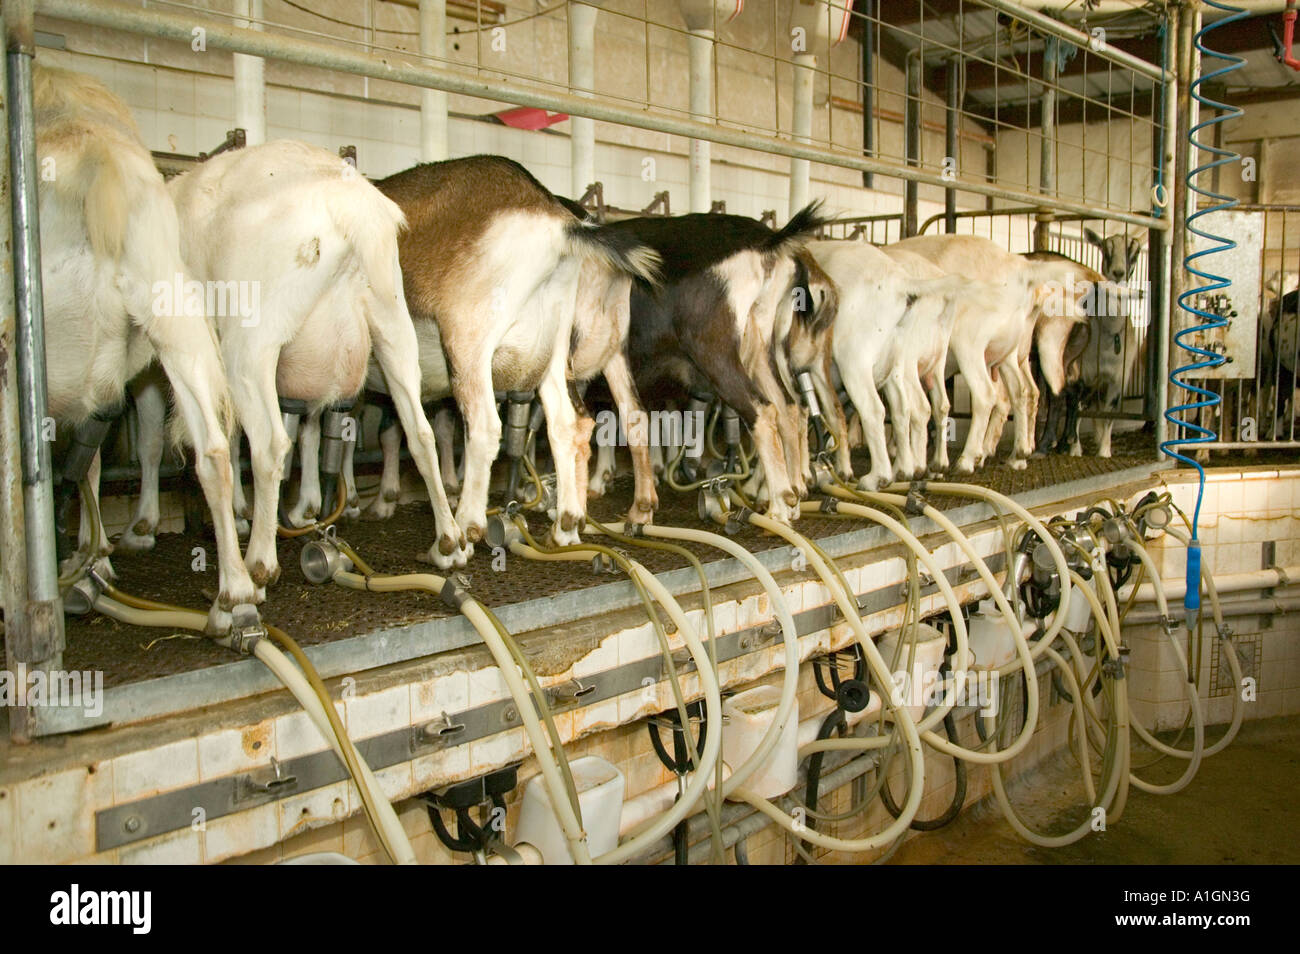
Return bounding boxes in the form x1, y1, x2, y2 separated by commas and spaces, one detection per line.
808, 240, 976, 488
889, 235, 1081, 472
33, 65, 255, 628
168, 140, 469, 603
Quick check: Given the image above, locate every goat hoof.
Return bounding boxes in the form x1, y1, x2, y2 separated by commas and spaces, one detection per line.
363, 498, 397, 521
420, 538, 470, 569
248, 561, 280, 588
550, 523, 582, 547
205, 606, 233, 637
465, 523, 485, 544
1010, 458, 1028, 471
116, 524, 157, 553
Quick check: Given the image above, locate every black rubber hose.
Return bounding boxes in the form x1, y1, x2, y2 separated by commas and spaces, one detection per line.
880, 707, 967, 830
796, 707, 848, 864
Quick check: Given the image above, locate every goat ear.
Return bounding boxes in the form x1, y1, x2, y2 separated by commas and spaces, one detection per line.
1084, 227, 1104, 249
1127, 235, 1143, 261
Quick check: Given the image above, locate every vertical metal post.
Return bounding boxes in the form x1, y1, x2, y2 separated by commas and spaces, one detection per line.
567, 0, 597, 195
421, 0, 450, 162
0, 9, 32, 744
1169, 2, 1197, 450
1146, 25, 1176, 431
860, 0, 874, 189
232, 0, 266, 146
5, 0, 64, 742
1039, 36, 1057, 196
1035, 36, 1058, 251
789, 52, 815, 215
944, 61, 958, 233
687, 28, 714, 214
904, 52, 920, 237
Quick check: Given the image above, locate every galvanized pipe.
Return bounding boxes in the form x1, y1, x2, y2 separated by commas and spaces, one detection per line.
1126, 595, 1300, 625
1168, 3, 1198, 444
860, 0, 874, 190
0, 8, 33, 743
978, 0, 1167, 81
33, 0, 1169, 230
1039, 37, 1057, 196
5, 0, 65, 741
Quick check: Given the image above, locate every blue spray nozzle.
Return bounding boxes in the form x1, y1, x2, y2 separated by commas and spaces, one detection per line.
1184, 539, 1202, 634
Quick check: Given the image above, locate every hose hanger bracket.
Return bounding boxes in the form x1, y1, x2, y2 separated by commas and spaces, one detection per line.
818, 496, 839, 514
724, 506, 753, 536
412, 711, 468, 753
905, 482, 928, 516
225, 604, 266, 655
439, 575, 472, 612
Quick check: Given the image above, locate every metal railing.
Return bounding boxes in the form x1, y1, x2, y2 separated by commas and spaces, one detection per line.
33, 0, 1170, 229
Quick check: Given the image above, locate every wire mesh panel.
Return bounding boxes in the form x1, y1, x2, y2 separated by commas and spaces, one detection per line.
1197, 206, 1300, 452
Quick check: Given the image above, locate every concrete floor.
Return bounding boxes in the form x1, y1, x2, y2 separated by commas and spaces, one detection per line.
889, 715, 1300, 865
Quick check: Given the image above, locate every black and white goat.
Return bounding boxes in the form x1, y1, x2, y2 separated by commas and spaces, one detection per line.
604, 206, 828, 521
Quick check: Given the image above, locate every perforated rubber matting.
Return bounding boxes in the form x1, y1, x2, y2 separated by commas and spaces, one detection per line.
25, 433, 1160, 689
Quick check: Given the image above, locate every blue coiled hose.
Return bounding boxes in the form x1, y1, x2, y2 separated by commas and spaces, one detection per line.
1161, 0, 1248, 627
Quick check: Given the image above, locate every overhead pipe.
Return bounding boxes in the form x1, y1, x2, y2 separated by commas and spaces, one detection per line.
421, 0, 450, 161
4, 0, 64, 742
567, 1, 599, 196
33, 0, 1170, 230
233, 0, 265, 145
977, 0, 1166, 81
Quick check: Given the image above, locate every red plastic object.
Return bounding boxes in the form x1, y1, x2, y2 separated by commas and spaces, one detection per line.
493, 107, 570, 130
1283, 3, 1300, 72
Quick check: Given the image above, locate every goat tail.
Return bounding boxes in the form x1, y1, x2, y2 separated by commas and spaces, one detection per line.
566, 221, 662, 286
54, 134, 130, 261
764, 201, 831, 255
897, 274, 973, 301
325, 179, 409, 308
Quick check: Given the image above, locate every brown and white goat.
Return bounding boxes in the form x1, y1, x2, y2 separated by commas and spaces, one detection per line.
372, 157, 660, 546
